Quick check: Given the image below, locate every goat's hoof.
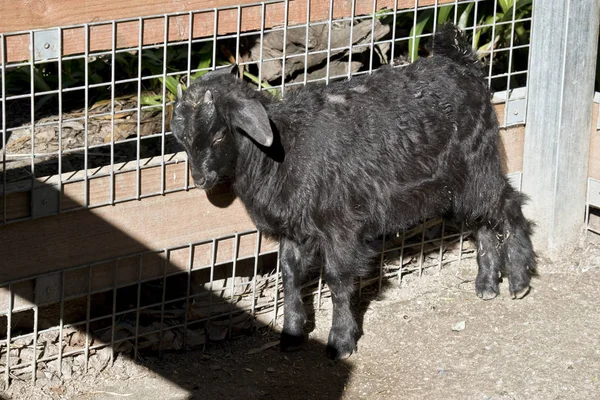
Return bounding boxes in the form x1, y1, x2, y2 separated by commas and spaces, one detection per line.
510, 285, 530, 300
280, 331, 305, 352
476, 288, 498, 300
326, 344, 354, 360
326, 335, 356, 360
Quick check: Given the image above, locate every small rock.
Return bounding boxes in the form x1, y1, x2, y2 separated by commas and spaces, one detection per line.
73, 354, 87, 368
207, 324, 228, 341
452, 321, 466, 332
50, 386, 65, 395
62, 362, 73, 379
266, 367, 276, 373
566, 362, 574, 370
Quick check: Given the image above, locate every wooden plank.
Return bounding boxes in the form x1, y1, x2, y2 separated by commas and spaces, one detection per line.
2, 0, 453, 63
0, 190, 30, 221
499, 126, 524, 174
0, 184, 279, 283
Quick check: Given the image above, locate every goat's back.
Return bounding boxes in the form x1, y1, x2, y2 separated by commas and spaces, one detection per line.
253, 55, 500, 241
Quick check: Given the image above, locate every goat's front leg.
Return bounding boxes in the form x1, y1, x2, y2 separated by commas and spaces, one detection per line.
280, 237, 308, 352
323, 269, 358, 360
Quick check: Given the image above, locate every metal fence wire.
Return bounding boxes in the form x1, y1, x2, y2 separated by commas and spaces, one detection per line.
0, 0, 535, 387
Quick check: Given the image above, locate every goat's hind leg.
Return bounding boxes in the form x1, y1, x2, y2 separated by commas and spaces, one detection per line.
474, 188, 536, 300
501, 190, 536, 299
280, 237, 311, 352
474, 224, 504, 300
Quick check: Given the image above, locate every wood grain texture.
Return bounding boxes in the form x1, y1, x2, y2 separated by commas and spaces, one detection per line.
499, 126, 524, 174
0, 186, 277, 283
1, 0, 454, 63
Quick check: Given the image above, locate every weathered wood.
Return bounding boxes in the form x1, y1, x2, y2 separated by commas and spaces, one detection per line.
1, 0, 454, 63
522, 0, 600, 252
0, 186, 277, 283
499, 126, 524, 174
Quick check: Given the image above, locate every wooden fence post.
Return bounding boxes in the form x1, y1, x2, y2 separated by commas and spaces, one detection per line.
522, 0, 600, 254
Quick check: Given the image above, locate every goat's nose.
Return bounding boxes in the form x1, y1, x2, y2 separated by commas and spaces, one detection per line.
194, 176, 206, 187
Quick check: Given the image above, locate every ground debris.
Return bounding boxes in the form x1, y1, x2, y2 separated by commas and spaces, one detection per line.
451, 321, 466, 332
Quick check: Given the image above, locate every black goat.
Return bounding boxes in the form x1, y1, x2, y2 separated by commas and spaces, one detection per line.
171, 24, 536, 360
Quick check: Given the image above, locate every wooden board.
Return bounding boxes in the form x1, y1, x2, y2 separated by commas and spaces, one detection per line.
1, 0, 455, 63
499, 126, 524, 174
0, 185, 277, 284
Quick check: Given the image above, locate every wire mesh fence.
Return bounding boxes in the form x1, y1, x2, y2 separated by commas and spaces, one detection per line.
1, 0, 532, 224
0, 221, 477, 387
0, 0, 536, 389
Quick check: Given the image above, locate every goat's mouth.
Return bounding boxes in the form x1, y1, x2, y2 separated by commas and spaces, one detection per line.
194, 180, 217, 191
193, 175, 218, 190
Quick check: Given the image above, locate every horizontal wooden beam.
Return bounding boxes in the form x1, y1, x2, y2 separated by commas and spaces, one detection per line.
2, 0, 451, 63
0, 185, 277, 284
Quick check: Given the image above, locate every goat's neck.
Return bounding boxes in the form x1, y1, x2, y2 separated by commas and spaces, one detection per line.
233, 137, 284, 214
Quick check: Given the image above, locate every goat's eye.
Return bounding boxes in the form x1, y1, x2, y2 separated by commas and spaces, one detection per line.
211, 130, 225, 146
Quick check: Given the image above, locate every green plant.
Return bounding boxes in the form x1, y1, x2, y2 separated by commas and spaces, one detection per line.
140, 43, 214, 106
473, 0, 532, 55
406, 0, 532, 61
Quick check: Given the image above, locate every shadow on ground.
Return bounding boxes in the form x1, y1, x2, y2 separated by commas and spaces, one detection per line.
0, 182, 355, 400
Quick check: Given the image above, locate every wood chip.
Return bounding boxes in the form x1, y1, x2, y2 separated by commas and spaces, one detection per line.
246, 340, 280, 355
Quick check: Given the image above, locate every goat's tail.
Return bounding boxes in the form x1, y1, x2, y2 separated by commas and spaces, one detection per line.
432, 23, 479, 68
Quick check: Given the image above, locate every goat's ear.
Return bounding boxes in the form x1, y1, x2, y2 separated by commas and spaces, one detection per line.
203, 89, 214, 104
229, 98, 274, 147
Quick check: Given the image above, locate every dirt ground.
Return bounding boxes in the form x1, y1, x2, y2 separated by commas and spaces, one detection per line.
3, 234, 600, 400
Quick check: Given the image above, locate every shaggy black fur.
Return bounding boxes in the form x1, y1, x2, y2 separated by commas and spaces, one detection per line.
171, 23, 536, 360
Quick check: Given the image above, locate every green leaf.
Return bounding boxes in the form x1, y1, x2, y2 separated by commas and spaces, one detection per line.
409, 9, 433, 61
191, 44, 213, 80
242, 70, 280, 97
375, 7, 391, 20
498, 0, 514, 14
139, 94, 164, 106
437, 5, 454, 25
160, 76, 180, 96
458, 2, 475, 30
500, 0, 532, 22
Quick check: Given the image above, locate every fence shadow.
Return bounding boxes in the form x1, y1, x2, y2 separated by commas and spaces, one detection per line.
0, 182, 354, 399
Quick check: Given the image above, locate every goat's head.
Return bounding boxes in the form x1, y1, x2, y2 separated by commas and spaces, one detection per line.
171, 66, 274, 190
